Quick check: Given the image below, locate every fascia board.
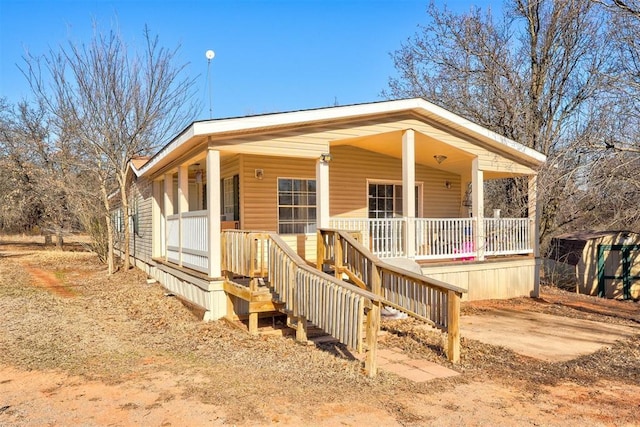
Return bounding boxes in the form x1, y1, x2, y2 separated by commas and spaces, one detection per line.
136, 98, 546, 178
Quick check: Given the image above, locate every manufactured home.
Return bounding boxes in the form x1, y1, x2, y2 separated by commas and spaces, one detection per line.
112, 98, 546, 373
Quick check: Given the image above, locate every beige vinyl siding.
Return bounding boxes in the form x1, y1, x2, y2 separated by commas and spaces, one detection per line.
220, 154, 240, 179
128, 177, 153, 262
240, 154, 316, 231
215, 128, 330, 158
238, 154, 317, 262
330, 145, 461, 218
279, 234, 318, 263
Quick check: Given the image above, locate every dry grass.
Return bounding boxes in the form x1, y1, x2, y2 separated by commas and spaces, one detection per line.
1, 236, 639, 425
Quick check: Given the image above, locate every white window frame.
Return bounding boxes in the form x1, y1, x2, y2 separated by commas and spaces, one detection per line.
223, 176, 235, 220
366, 179, 423, 218
277, 177, 317, 234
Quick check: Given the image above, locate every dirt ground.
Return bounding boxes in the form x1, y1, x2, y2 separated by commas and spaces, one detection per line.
1, 235, 639, 426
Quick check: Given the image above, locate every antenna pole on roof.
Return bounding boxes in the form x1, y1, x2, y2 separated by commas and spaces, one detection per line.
205, 49, 215, 119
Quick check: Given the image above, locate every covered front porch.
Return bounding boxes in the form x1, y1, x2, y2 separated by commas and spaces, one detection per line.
151, 129, 539, 276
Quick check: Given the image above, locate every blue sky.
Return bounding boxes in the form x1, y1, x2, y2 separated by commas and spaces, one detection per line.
0, 0, 494, 120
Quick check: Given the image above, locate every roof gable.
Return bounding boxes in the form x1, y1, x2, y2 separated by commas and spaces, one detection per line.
134, 98, 546, 178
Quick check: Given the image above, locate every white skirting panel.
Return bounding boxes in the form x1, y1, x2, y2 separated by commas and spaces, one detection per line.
421, 258, 536, 301
117, 248, 227, 320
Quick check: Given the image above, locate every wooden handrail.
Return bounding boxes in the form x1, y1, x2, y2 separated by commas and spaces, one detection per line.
269, 233, 381, 301
334, 229, 467, 295
319, 227, 465, 363
222, 229, 382, 377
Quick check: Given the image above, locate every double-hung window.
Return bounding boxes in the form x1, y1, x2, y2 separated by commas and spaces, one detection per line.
278, 178, 316, 234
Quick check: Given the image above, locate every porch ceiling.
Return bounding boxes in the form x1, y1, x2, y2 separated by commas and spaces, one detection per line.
330, 130, 475, 176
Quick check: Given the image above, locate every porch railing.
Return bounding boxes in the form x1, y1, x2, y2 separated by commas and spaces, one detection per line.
330, 216, 532, 261
318, 228, 465, 363
414, 218, 476, 260
167, 214, 180, 263
329, 218, 405, 258
484, 218, 532, 256
221, 229, 383, 377
166, 210, 209, 273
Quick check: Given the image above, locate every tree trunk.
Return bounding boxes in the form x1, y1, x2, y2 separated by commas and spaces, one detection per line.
56, 231, 64, 251
119, 174, 131, 271
106, 213, 114, 275
101, 184, 115, 275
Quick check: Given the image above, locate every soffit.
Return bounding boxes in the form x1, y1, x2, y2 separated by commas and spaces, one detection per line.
331, 130, 475, 176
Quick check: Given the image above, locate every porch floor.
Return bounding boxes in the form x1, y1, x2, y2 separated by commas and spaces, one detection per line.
416, 254, 533, 268
152, 257, 215, 281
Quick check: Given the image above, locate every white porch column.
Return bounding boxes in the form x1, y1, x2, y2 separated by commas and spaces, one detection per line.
472, 158, 485, 261
206, 149, 222, 278
151, 180, 162, 258
316, 156, 330, 229
528, 174, 541, 297
163, 173, 174, 261
178, 165, 189, 266
402, 129, 416, 258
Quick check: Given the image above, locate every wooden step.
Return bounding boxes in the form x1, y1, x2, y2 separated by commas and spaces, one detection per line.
224, 314, 295, 337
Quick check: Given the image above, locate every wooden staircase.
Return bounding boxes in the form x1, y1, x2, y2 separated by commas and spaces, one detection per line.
220, 229, 465, 376
223, 276, 286, 335
317, 228, 466, 363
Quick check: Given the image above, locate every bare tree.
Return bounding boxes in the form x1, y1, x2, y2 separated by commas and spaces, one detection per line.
22, 24, 198, 273
384, 0, 612, 249
0, 98, 80, 248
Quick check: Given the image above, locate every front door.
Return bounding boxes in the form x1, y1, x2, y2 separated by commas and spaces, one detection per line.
367, 183, 420, 256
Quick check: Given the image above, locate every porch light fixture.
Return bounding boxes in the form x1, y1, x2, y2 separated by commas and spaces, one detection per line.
434, 155, 447, 164
319, 153, 333, 163
255, 169, 264, 180
445, 180, 451, 189
195, 170, 203, 184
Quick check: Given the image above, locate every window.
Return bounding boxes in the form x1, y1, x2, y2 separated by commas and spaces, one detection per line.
368, 183, 420, 218
113, 208, 124, 233
278, 178, 316, 234
131, 199, 139, 236
222, 176, 239, 220
171, 174, 178, 215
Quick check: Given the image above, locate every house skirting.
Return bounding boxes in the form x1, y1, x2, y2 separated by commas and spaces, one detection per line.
115, 249, 226, 320
421, 257, 538, 301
